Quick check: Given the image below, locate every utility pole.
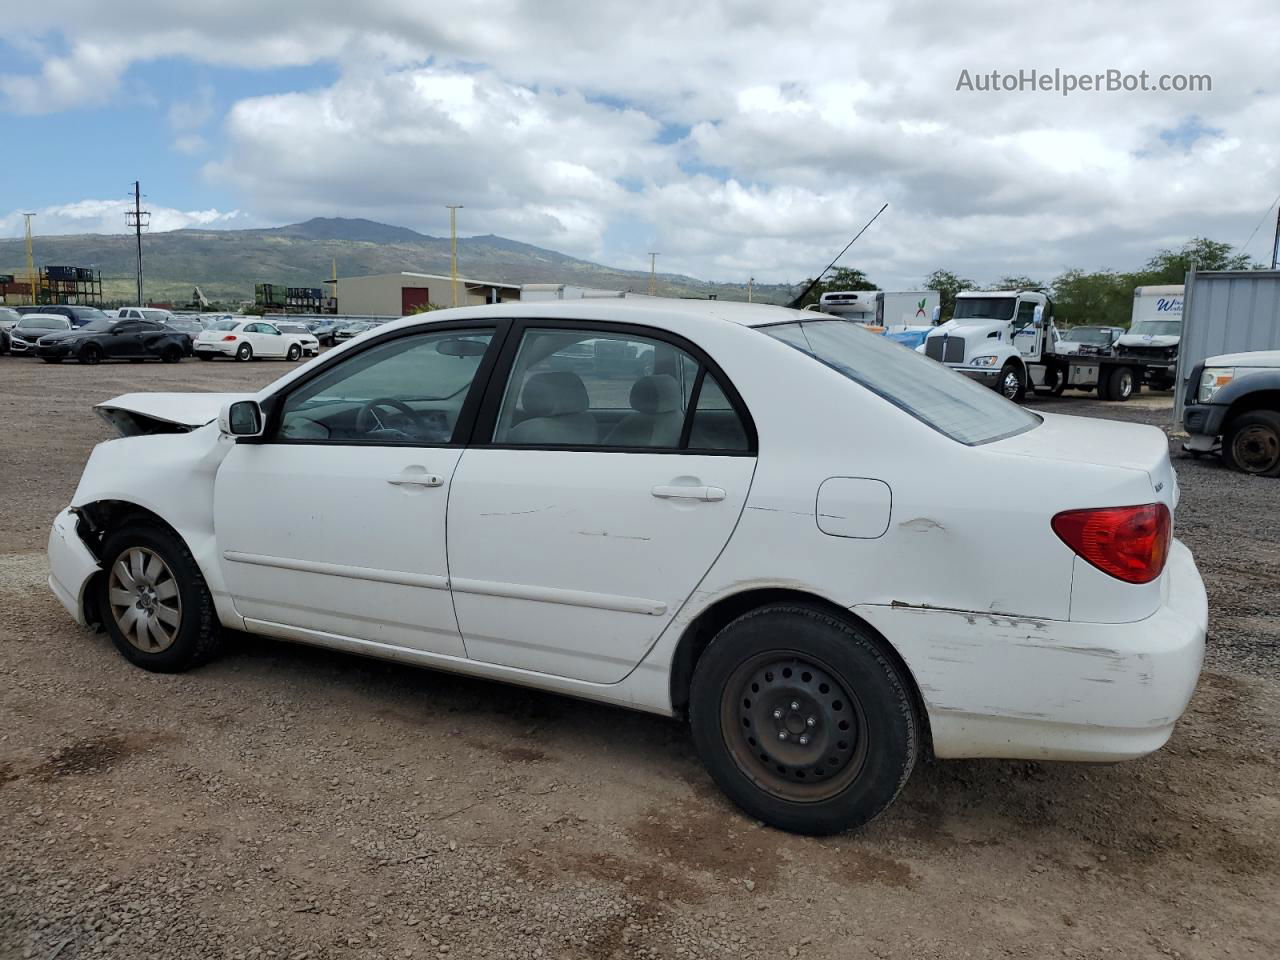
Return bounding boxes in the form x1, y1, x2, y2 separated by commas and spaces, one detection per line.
446, 205, 463, 307
125, 181, 149, 305
22, 213, 36, 304
647, 252, 659, 296
1272, 204, 1280, 270
747, 277, 754, 303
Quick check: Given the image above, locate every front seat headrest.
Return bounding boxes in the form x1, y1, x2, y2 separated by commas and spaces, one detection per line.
521, 371, 590, 417
630, 374, 680, 414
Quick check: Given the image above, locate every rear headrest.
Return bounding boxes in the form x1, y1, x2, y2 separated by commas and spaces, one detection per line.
521, 371, 589, 417
630, 374, 681, 414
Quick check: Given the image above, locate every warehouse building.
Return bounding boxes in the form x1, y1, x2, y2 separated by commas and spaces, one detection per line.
331, 272, 522, 316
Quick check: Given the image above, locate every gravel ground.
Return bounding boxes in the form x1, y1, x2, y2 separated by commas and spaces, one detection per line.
1, 357, 1277, 960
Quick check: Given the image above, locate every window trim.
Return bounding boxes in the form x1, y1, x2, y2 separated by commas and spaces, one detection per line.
252, 318, 511, 449
470, 318, 757, 457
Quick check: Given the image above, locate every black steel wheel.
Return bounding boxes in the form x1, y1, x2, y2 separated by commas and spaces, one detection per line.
690, 604, 918, 835
1223, 410, 1280, 477
79, 343, 103, 365
161, 344, 183, 363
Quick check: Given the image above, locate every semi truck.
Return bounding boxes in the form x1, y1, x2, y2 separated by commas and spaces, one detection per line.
814, 290, 940, 332
920, 289, 1173, 403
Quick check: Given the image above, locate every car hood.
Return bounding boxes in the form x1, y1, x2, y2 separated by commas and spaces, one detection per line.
96, 392, 251, 437
1204, 349, 1280, 368
986, 412, 1176, 508
1117, 334, 1179, 348
31, 328, 82, 342
925, 319, 1006, 341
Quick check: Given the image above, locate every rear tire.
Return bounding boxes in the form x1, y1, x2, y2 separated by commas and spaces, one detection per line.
161, 344, 183, 363
97, 523, 223, 672
1103, 365, 1136, 402
235, 343, 253, 361
1222, 410, 1280, 477
689, 604, 918, 835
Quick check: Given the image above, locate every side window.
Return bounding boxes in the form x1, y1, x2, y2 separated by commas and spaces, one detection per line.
276, 329, 494, 445
137, 321, 163, 332
491, 327, 751, 452
1014, 301, 1038, 328
688, 372, 750, 451
114, 321, 140, 334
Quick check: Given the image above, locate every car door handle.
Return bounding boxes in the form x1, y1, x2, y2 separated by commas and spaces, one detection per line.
387, 471, 444, 487
651, 484, 726, 502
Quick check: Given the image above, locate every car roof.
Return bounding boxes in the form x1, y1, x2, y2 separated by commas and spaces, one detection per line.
17, 313, 69, 321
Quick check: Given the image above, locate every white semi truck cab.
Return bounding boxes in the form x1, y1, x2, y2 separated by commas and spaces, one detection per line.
920, 290, 1057, 402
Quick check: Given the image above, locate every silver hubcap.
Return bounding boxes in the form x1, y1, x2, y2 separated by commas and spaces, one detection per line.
1002, 371, 1020, 398
108, 547, 182, 652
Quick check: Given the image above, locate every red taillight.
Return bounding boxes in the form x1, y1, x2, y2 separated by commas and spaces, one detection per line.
222, 335, 238, 341
1051, 503, 1171, 584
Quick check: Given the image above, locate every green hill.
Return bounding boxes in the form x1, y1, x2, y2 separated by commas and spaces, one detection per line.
0, 217, 793, 307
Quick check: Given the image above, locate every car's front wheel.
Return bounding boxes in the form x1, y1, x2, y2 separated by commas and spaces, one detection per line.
97, 523, 222, 672
1223, 410, 1280, 477
689, 605, 918, 835
998, 362, 1026, 403
161, 344, 183, 363
235, 343, 253, 361
287, 343, 302, 361
79, 343, 103, 365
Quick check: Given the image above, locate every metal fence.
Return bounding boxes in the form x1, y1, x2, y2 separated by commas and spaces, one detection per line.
1174, 269, 1280, 421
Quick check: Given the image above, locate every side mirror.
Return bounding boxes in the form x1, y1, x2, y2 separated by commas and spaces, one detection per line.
219, 400, 264, 438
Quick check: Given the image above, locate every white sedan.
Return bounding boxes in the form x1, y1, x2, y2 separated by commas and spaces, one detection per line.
194, 319, 317, 361
47, 299, 1206, 834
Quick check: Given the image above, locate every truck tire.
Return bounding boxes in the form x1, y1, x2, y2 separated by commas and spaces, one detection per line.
1103, 365, 1136, 402
1222, 411, 1280, 477
998, 362, 1026, 403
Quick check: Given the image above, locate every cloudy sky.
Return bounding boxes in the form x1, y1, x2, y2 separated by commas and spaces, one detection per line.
0, 0, 1276, 287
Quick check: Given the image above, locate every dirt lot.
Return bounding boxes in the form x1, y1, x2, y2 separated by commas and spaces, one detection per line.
1, 356, 1277, 960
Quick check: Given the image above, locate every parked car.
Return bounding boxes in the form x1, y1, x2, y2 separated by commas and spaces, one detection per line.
16, 304, 110, 328
35, 317, 189, 364
334, 320, 376, 342
0, 306, 20, 333
272, 322, 321, 356
8, 314, 71, 354
161, 316, 206, 353
308, 320, 342, 346
48, 300, 1207, 835
116, 307, 178, 325
1183, 349, 1280, 476
1056, 325, 1125, 356
194, 319, 314, 361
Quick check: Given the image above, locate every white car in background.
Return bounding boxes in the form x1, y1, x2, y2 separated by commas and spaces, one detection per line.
48, 299, 1206, 835
194, 319, 316, 361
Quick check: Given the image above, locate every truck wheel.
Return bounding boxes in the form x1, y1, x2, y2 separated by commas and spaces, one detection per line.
1222, 411, 1280, 477
1104, 366, 1136, 402
998, 362, 1026, 403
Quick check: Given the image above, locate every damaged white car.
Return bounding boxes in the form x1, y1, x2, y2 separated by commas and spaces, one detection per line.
48, 300, 1207, 834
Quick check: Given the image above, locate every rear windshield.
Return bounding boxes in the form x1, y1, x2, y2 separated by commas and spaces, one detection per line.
762, 319, 1040, 445
212, 319, 240, 331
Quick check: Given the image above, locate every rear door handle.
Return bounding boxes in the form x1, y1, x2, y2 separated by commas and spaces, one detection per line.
388, 471, 444, 487
651, 484, 726, 502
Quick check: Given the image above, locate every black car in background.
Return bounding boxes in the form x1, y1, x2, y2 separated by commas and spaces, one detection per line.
308, 319, 341, 346
34, 318, 189, 364
16, 304, 110, 328
161, 316, 204, 354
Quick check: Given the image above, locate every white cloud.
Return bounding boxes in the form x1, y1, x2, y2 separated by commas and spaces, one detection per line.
0, 1, 1277, 283
0, 200, 247, 238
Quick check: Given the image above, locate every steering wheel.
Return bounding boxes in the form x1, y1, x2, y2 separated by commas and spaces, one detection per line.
355, 397, 420, 436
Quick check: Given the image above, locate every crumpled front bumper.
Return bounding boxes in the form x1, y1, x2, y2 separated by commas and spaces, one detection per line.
48, 507, 101, 625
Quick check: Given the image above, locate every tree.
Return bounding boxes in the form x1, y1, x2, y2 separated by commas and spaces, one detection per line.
1142, 237, 1259, 283
923, 268, 975, 321
1050, 268, 1135, 328
990, 275, 1046, 292
792, 267, 877, 309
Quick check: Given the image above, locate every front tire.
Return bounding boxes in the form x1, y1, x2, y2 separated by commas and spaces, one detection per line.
287, 343, 302, 361
1222, 410, 1280, 477
161, 344, 183, 363
80, 343, 103, 365
998, 362, 1027, 403
98, 523, 222, 672
689, 605, 918, 835
235, 343, 253, 361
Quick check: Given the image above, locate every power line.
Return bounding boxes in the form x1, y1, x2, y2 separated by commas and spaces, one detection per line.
1238, 190, 1280, 259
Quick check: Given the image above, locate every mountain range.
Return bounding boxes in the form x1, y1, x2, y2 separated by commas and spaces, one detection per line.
0, 217, 794, 306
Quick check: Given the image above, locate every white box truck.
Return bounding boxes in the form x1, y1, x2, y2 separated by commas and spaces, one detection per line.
1115, 284, 1183, 389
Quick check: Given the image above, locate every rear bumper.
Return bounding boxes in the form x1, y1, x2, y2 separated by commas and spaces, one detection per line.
853, 539, 1207, 762
194, 342, 237, 356
48, 507, 102, 626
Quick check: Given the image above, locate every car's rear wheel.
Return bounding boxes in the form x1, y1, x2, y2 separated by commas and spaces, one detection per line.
79, 343, 103, 365
998, 362, 1026, 403
1103, 365, 1136, 401
287, 343, 302, 361
690, 604, 917, 835
161, 344, 183, 363
235, 343, 253, 361
1222, 410, 1280, 477
98, 523, 222, 672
